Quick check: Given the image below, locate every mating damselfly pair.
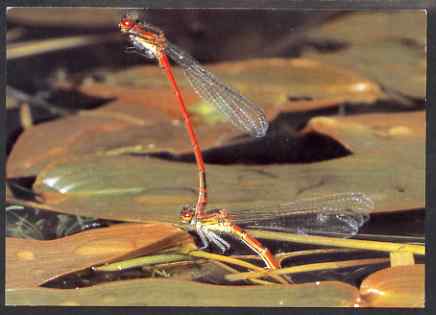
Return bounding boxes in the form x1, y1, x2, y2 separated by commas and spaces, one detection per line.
119, 13, 373, 270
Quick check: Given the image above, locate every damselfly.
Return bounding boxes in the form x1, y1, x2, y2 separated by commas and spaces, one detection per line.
119, 13, 268, 219
180, 192, 373, 269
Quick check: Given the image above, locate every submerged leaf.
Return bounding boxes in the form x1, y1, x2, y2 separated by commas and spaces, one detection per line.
6, 201, 115, 240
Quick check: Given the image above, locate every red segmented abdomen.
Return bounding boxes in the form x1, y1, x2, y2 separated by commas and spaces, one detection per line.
230, 224, 280, 269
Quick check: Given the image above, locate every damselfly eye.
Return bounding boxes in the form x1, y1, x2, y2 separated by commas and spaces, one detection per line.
180, 207, 193, 220
120, 18, 134, 29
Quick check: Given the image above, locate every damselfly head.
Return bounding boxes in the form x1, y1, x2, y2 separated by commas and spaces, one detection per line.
119, 15, 163, 37
119, 16, 137, 33
180, 206, 195, 223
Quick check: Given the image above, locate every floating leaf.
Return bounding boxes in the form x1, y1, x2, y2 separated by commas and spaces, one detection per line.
22, 110, 424, 223
360, 264, 424, 307
7, 34, 118, 60
6, 100, 239, 178
304, 44, 425, 101
302, 11, 426, 99
8, 52, 388, 178
301, 111, 425, 154
299, 111, 425, 213
6, 223, 191, 288
60, 56, 384, 110
305, 11, 425, 47
6, 278, 361, 306
7, 8, 124, 28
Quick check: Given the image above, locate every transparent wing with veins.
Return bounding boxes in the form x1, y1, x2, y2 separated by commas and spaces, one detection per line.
165, 42, 269, 138
229, 192, 374, 237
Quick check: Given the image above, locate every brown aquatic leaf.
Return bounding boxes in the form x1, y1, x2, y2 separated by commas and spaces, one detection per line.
6, 96, 240, 178
304, 44, 425, 101
59, 57, 383, 114
360, 264, 424, 307
56, 56, 383, 120
301, 111, 425, 153
7, 28, 26, 42
7, 8, 124, 28
28, 145, 422, 224
7, 53, 381, 177
6, 100, 188, 178
301, 111, 425, 212
298, 111, 425, 212
7, 33, 118, 60
8, 54, 385, 178
6, 223, 192, 288
305, 11, 426, 47
302, 11, 426, 100
6, 278, 362, 306
26, 110, 423, 221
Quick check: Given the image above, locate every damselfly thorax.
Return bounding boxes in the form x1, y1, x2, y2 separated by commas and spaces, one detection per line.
180, 206, 280, 269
